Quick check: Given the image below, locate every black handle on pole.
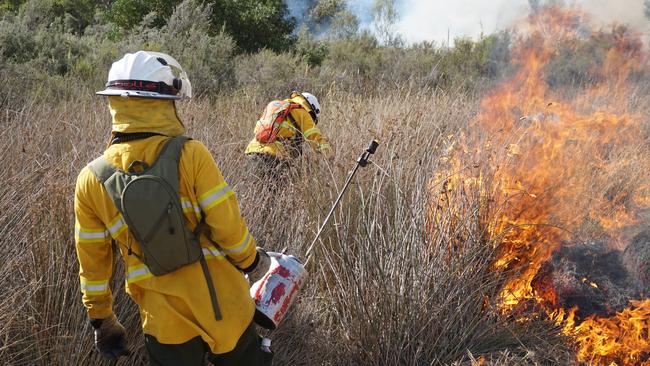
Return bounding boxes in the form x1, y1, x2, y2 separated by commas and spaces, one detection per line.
304, 140, 380, 264
367, 140, 379, 154
358, 139, 379, 167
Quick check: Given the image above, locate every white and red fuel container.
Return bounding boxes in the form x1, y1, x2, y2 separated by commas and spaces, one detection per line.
250, 252, 308, 329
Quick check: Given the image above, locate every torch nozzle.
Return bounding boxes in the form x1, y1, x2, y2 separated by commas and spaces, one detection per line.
366, 140, 379, 154
358, 140, 380, 167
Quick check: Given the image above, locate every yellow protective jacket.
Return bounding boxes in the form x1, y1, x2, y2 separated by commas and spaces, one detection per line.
74, 97, 256, 354
245, 95, 330, 159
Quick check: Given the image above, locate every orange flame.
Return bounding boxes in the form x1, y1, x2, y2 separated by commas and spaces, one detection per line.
435, 6, 650, 364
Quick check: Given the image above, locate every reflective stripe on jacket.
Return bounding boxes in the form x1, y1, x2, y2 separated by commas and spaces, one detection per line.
74, 97, 256, 354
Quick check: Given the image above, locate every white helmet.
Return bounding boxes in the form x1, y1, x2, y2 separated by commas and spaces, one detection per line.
293, 91, 321, 120
96, 51, 192, 100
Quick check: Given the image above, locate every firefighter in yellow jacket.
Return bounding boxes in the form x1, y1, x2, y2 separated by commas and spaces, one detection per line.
245, 91, 330, 177
74, 51, 272, 365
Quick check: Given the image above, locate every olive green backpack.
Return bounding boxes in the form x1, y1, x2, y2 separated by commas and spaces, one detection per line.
88, 136, 221, 320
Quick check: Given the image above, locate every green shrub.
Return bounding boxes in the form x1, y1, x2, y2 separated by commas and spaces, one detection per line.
234, 48, 313, 99
294, 25, 329, 67
30, 19, 89, 75
375, 43, 441, 90
160, 0, 236, 95
0, 0, 24, 13
436, 36, 494, 89
50, 0, 97, 34
0, 13, 36, 63
70, 56, 94, 81
545, 38, 605, 88
319, 32, 380, 92
106, 0, 180, 30
486, 31, 512, 79
206, 0, 296, 53
0, 0, 516, 105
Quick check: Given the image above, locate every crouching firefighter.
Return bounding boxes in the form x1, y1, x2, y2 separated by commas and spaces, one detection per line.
245, 91, 331, 180
73, 51, 273, 366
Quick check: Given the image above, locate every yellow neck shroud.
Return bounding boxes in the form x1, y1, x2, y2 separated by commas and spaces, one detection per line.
108, 96, 185, 137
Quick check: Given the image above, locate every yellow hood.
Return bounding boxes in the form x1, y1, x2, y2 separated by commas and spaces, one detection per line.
108, 96, 185, 137
288, 95, 313, 114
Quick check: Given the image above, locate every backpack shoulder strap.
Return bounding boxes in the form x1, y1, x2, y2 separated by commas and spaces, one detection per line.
87, 155, 126, 210
87, 156, 140, 260
87, 155, 118, 185
285, 103, 304, 129
158, 136, 191, 162
286, 110, 297, 128
148, 136, 191, 193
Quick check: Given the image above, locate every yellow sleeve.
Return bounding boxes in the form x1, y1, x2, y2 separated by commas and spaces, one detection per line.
291, 109, 331, 152
74, 168, 114, 319
191, 142, 257, 269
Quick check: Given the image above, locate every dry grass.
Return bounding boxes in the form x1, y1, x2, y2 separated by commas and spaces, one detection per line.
0, 89, 577, 365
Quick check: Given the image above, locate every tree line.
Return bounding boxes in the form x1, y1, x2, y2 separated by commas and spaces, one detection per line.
1, 0, 645, 110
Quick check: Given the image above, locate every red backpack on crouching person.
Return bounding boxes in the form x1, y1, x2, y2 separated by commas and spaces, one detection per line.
254, 100, 301, 144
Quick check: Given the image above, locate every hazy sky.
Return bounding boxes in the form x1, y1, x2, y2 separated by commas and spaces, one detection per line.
345, 0, 650, 44
393, 0, 529, 44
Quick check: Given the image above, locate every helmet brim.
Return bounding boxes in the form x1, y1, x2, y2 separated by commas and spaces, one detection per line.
96, 89, 181, 100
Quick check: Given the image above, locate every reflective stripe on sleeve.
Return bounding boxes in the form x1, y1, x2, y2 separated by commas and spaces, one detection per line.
126, 264, 153, 284
75, 224, 109, 244
181, 197, 201, 218
203, 246, 225, 260
107, 215, 127, 238
198, 183, 234, 211
303, 127, 320, 138
80, 277, 110, 295
221, 229, 253, 255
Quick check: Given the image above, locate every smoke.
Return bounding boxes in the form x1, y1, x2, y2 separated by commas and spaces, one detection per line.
393, 0, 650, 44
394, 0, 530, 45
578, 0, 650, 33
284, 0, 317, 25
284, 0, 650, 44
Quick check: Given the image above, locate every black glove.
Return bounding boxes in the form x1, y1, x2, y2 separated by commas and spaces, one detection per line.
246, 248, 272, 284
91, 314, 130, 359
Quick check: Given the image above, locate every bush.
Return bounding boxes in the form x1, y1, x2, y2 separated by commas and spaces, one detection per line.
234, 49, 313, 99
0, 0, 514, 106
105, 0, 180, 30
294, 25, 329, 67
318, 32, 380, 93
206, 0, 296, 53
157, 0, 236, 95
374, 43, 441, 90
0, 12, 36, 63
436, 36, 495, 90
0, 0, 517, 108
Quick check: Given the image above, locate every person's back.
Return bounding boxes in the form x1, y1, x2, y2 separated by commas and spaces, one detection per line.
74, 51, 272, 366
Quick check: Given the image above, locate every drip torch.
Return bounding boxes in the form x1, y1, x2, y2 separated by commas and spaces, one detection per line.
250, 139, 380, 330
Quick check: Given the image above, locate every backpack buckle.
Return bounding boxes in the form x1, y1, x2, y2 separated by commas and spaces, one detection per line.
127, 160, 150, 174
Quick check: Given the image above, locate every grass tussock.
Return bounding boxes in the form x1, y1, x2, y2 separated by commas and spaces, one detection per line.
0, 89, 578, 365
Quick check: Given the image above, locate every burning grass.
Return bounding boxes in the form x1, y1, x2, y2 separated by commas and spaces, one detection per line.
439, 6, 650, 365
